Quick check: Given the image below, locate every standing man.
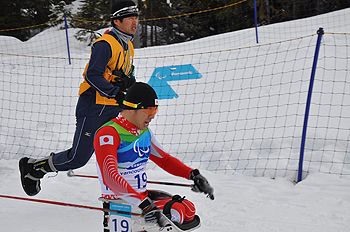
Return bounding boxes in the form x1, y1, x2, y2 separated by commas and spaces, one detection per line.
94, 82, 214, 228
19, 0, 139, 196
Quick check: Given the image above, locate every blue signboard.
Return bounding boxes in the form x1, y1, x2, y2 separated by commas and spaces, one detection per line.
147, 64, 202, 100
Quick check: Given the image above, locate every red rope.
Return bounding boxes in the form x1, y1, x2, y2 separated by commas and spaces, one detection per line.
0, 194, 141, 216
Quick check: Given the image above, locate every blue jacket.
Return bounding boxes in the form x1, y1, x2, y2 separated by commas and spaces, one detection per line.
79, 30, 135, 105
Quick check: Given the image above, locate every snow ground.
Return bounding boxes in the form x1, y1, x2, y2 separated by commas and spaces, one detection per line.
1, 6, 350, 232
1, 159, 350, 231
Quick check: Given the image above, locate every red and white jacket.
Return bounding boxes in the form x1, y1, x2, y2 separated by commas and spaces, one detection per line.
94, 114, 194, 206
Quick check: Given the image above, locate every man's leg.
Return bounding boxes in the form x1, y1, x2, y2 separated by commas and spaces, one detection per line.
19, 102, 120, 195
52, 115, 100, 171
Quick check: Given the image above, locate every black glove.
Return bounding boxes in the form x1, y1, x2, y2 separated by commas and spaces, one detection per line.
139, 197, 163, 225
115, 90, 125, 106
111, 70, 135, 92
190, 169, 215, 200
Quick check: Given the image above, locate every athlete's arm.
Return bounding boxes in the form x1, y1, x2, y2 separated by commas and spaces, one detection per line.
149, 129, 194, 179
85, 41, 120, 99
94, 126, 145, 206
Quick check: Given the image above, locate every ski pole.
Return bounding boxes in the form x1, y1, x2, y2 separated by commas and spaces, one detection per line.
67, 170, 98, 179
67, 170, 193, 187
147, 180, 192, 187
0, 194, 141, 216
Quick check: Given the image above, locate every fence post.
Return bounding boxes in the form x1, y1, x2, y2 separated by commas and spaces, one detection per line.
254, 0, 259, 43
64, 13, 72, 65
297, 28, 324, 182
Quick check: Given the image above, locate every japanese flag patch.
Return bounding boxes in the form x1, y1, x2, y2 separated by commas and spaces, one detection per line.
100, 135, 114, 146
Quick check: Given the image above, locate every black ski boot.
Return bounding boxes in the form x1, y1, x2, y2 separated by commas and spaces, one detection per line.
19, 153, 57, 196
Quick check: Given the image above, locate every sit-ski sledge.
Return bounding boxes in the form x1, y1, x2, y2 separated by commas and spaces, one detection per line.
99, 190, 201, 232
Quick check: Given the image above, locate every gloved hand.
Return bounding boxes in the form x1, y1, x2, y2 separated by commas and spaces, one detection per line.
139, 197, 163, 225
115, 90, 125, 106
190, 169, 215, 200
111, 70, 135, 91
